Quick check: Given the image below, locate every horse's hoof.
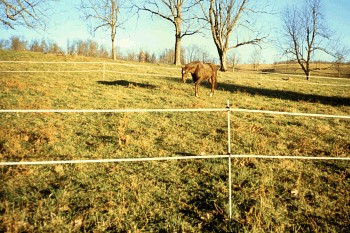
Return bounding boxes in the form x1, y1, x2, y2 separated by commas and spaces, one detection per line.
210, 92, 213, 97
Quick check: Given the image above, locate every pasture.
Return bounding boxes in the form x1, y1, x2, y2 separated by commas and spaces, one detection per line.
0, 50, 349, 232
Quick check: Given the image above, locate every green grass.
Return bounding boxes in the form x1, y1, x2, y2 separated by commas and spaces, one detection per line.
0, 50, 349, 232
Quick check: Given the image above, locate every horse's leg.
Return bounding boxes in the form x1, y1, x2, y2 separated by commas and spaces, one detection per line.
195, 80, 201, 97
208, 78, 214, 97
195, 82, 199, 97
210, 77, 215, 97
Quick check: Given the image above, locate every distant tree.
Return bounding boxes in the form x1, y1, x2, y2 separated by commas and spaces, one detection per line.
30, 38, 48, 53
281, 0, 332, 80
137, 0, 203, 66
98, 45, 109, 58
40, 39, 48, 53
250, 48, 261, 71
76, 40, 88, 56
80, 0, 131, 60
126, 50, 136, 61
159, 49, 175, 64
197, 0, 269, 71
67, 39, 75, 55
186, 44, 201, 62
150, 53, 157, 63
138, 50, 146, 62
0, 0, 53, 29
30, 39, 42, 52
47, 42, 62, 54
87, 40, 99, 57
333, 46, 349, 78
144, 51, 152, 63
227, 51, 240, 71
68, 39, 105, 57
185, 44, 211, 63
10, 36, 27, 51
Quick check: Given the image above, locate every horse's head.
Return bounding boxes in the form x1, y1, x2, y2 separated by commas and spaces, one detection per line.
181, 66, 188, 83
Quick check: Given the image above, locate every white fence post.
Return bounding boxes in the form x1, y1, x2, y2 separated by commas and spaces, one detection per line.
227, 100, 232, 219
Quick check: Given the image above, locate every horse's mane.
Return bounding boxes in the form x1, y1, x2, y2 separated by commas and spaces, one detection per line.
183, 61, 201, 73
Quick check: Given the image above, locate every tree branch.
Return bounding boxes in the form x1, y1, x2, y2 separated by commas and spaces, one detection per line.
1, 0, 50, 29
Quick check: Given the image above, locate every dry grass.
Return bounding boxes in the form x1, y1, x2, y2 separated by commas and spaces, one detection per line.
237, 62, 350, 79
0, 50, 349, 232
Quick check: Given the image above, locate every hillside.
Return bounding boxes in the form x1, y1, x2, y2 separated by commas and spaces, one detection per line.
0, 50, 349, 232
236, 62, 350, 79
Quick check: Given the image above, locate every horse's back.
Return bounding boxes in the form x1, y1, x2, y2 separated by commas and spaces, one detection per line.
184, 61, 217, 80
202, 63, 217, 78
209, 63, 217, 76
185, 61, 201, 69
204, 63, 218, 89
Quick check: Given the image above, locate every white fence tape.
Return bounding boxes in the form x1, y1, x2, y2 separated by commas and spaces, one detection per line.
0, 60, 178, 70
1, 154, 349, 166
0, 70, 103, 73
1, 108, 349, 119
0, 108, 228, 113
0, 70, 179, 78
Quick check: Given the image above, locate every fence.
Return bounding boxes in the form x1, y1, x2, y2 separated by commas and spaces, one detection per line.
1, 101, 349, 219
0, 61, 180, 81
1, 60, 350, 219
2, 61, 350, 87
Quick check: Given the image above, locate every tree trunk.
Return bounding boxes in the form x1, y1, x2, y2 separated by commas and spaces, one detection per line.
175, 33, 182, 66
111, 0, 117, 61
217, 48, 228, 71
306, 70, 310, 81
174, 18, 182, 66
111, 38, 116, 61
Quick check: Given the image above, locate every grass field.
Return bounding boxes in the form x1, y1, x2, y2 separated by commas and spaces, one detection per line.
0, 50, 349, 232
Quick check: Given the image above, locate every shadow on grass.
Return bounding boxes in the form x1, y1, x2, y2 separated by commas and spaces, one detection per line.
175, 152, 198, 157
97, 80, 157, 89
166, 77, 350, 107
219, 82, 350, 107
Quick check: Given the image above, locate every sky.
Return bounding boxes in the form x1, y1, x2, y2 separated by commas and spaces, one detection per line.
1, 0, 350, 64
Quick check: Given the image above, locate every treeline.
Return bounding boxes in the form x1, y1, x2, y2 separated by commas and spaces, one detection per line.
0, 36, 110, 58
0, 36, 214, 64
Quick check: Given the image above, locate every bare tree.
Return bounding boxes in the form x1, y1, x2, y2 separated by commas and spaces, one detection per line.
227, 51, 240, 71
185, 44, 211, 63
137, 0, 202, 66
197, 0, 269, 71
10, 36, 27, 50
80, 0, 130, 60
281, 0, 332, 80
0, 0, 53, 29
333, 46, 349, 78
47, 41, 62, 54
250, 47, 261, 71
186, 44, 201, 62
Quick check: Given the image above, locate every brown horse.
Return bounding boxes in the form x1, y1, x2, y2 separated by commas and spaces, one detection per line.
181, 61, 218, 97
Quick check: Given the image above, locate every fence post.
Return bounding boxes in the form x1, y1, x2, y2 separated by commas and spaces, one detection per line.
227, 100, 232, 219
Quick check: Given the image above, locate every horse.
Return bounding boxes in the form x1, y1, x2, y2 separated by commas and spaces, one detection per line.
181, 61, 218, 97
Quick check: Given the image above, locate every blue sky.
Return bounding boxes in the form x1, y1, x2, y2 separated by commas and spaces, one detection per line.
1, 0, 349, 63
